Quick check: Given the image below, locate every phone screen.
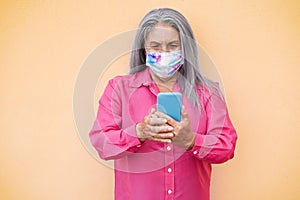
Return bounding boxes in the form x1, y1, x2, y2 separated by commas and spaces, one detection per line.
157, 92, 182, 121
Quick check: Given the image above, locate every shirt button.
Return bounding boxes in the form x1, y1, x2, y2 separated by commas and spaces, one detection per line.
168, 168, 172, 173
193, 150, 198, 155
168, 189, 172, 194
166, 146, 171, 151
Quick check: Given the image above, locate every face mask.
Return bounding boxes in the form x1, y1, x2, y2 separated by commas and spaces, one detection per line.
146, 50, 184, 78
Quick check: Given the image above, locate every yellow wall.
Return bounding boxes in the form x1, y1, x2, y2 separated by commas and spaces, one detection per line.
1, 0, 299, 199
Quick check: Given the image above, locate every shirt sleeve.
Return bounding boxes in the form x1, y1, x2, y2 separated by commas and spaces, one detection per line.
189, 85, 238, 164
89, 78, 141, 160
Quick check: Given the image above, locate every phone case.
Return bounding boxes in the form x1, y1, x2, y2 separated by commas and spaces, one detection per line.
157, 92, 182, 121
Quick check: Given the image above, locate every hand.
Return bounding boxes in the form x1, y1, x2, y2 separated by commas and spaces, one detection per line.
156, 106, 195, 150
136, 108, 175, 143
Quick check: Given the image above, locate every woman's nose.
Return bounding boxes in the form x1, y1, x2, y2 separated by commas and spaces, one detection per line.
160, 45, 170, 52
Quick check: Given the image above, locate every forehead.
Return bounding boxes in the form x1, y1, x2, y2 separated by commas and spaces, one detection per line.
146, 23, 179, 43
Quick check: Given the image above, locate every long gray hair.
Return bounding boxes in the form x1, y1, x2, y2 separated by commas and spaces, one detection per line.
129, 8, 214, 108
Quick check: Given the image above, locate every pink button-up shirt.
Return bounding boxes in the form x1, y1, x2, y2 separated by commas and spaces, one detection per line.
89, 68, 237, 200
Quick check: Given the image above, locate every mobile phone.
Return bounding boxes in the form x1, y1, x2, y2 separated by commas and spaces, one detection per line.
157, 92, 182, 122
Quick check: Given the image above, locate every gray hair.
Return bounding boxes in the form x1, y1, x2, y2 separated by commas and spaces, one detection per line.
129, 8, 215, 108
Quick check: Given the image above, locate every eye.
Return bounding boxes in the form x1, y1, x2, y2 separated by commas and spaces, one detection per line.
150, 45, 160, 49
168, 44, 180, 49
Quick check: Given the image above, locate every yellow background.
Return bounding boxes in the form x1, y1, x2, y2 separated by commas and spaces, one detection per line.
1, 0, 299, 199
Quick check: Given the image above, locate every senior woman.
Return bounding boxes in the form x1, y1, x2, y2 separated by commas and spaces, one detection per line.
89, 8, 237, 200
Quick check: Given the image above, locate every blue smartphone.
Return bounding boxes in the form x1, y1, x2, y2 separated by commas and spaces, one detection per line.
157, 92, 182, 122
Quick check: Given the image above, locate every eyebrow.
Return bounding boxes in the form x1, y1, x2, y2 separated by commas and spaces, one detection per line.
149, 40, 180, 44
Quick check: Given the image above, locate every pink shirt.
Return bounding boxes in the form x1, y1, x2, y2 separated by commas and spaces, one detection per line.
89, 68, 237, 200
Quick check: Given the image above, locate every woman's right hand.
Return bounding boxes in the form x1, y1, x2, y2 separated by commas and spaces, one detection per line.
136, 108, 175, 143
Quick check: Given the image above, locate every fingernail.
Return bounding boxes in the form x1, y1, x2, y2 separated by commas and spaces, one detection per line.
167, 127, 173, 131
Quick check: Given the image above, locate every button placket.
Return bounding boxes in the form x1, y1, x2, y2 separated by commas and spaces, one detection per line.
164, 143, 175, 199
166, 145, 171, 151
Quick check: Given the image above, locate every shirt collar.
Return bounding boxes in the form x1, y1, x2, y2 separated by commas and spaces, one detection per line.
129, 67, 154, 88
129, 67, 182, 93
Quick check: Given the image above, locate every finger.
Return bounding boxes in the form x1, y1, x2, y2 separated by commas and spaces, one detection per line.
172, 130, 178, 137
155, 111, 178, 126
143, 108, 156, 124
148, 116, 167, 125
150, 108, 156, 114
149, 137, 172, 144
152, 132, 175, 139
143, 115, 151, 124
143, 128, 166, 139
146, 124, 174, 133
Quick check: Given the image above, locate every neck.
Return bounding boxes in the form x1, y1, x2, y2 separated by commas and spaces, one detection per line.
149, 70, 179, 92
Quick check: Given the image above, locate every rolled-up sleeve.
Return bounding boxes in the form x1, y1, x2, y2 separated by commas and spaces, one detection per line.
89, 78, 141, 160
190, 86, 238, 164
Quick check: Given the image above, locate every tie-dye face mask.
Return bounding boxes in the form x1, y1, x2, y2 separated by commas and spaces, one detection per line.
146, 50, 184, 78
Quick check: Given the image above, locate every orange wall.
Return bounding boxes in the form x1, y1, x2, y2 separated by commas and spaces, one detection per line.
1, 1, 299, 199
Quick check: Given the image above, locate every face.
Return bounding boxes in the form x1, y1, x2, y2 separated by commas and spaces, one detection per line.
144, 23, 183, 83
145, 23, 181, 53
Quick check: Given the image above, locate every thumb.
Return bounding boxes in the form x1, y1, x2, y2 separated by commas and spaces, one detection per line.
150, 107, 156, 114
181, 105, 189, 119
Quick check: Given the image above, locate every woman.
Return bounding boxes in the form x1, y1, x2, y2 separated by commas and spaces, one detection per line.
89, 8, 237, 200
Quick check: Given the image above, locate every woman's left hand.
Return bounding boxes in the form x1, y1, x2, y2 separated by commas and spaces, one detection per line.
156, 105, 195, 150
